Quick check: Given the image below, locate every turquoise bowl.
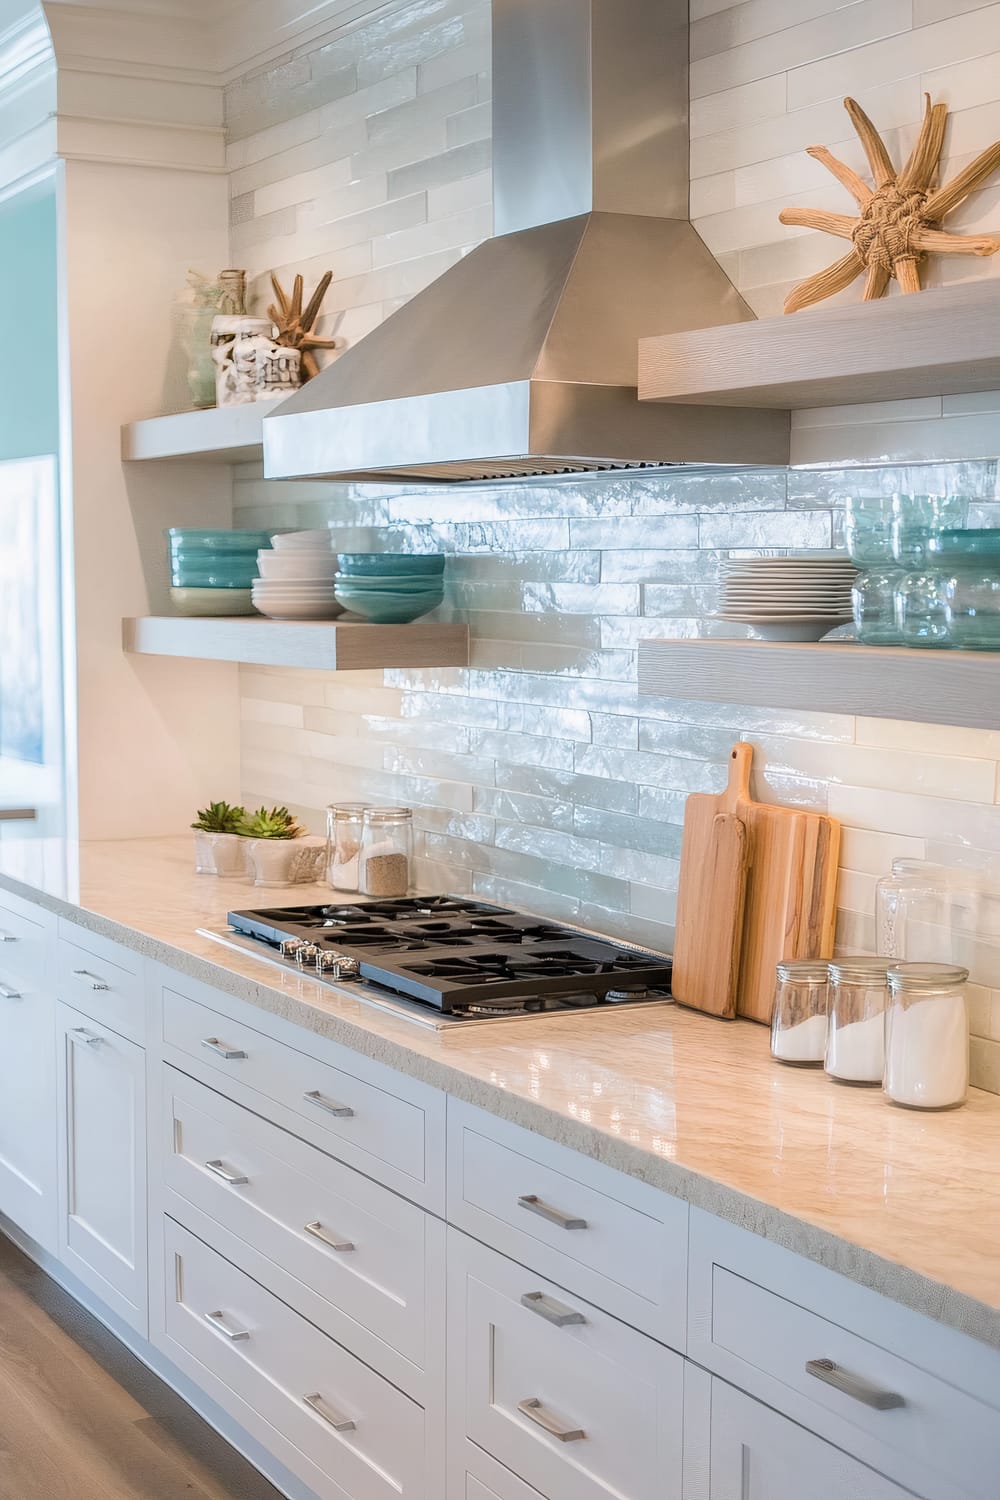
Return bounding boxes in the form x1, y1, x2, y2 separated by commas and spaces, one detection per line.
168, 528, 273, 554
337, 553, 445, 576
333, 576, 444, 594
171, 568, 259, 588
334, 588, 443, 623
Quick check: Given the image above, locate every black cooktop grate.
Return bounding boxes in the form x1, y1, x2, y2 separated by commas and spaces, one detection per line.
227, 896, 673, 1011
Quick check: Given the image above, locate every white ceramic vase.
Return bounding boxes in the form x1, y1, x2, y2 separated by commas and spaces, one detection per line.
193, 831, 247, 877
246, 835, 326, 888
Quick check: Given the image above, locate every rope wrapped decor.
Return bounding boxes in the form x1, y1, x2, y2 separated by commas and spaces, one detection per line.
779, 95, 1000, 312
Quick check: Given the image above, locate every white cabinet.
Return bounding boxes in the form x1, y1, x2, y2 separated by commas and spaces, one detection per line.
0, 899, 56, 1250
56, 1000, 147, 1333
708, 1382, 916, 1500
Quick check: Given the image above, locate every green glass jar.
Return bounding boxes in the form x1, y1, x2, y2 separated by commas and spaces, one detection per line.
853, 567, 903, 644
890, 493, 970, 568
895, 569, 951, 648
929, 528, 1000, 650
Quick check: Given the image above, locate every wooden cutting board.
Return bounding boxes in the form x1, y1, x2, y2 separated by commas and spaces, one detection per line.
733, 749, 841, 1023
671, 744, 753, 1018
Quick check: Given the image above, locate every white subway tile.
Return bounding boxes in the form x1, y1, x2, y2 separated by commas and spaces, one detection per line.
792, 397, 944, 429
692, 0, 870, 61
691, 74, 786, 138
839, 826, 927, 874
856, 717, 1000, 759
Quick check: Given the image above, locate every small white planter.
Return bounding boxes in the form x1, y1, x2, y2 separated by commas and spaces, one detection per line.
246, 835, 326, 888
193, 831, 247, 877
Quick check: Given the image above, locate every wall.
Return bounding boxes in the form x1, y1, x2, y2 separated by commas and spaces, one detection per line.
0, 187, 57, 461
226, 0, 1000, 1092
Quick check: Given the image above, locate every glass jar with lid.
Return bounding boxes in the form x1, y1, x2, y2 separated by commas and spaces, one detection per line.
875, 858, 933, 957
884, 962, 970, 1109
880, 863, 979, 964
928, 528, 1000, 650
325, 802, 369, 892
359, 808, 413, 898
890, 493, 970, 568
853, 567, 903, 645
770, 960, 830, 1066
825, 957, 893, 1085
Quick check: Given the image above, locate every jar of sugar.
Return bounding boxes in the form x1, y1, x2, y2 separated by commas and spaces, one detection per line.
884, 962, 970, 1110
359, 807, 413, 899
825, 957, 893, 1085
770, 960, 830, 1067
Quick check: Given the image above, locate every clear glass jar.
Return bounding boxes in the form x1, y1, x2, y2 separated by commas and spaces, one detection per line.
359, 808, 413, 898
325, 802, 369, 892
928, 528, 1000, 651
882, 865, 979, 964
875, 858, 933, 957
890, 493, 969, 568
844, 495, 896, 568
884, 962, 970, 1109
853, 567, 903, 644
770, 961, 829, 1066
895, 569, 950, 647
825, 957, 893, 1085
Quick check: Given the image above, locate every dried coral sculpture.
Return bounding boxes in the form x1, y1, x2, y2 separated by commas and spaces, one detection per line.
779, 94, 1000, 313
269, 271, 337, 379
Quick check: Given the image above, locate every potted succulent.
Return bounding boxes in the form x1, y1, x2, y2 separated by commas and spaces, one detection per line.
243, 805, 326, 888
191, 801, 249, 876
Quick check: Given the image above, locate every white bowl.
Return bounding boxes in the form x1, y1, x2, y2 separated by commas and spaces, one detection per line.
170, 586, 255, 616
257, 551, 338, 581
252, 578, 338, 592
270, 529, 337, 551
253, 599, 345, 620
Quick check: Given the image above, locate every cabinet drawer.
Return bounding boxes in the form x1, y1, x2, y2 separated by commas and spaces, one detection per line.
690, 1212, 1000, 1500
162, 985, 437, 1203
0, 894, 50, 990
160, 1218, 427, 1500
57, 923, 144, 1043
448, 1229, 683, 1500
162, 1065, 439, 1399
447, 1101, 686, 1346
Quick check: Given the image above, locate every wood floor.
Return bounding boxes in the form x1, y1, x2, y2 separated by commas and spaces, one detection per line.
0, 1232, 283, 1500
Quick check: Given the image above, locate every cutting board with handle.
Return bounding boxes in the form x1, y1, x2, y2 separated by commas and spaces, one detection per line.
671, 744, 753, 1018
731, 745, 841, 1023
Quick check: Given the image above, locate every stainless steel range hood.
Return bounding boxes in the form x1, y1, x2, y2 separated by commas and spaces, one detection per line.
263, 0, 790, 484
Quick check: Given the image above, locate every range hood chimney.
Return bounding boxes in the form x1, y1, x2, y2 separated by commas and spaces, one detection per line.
263, 0, 790, 484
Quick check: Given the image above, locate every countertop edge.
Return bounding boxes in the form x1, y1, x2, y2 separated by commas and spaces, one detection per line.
9, 867, 998, 1352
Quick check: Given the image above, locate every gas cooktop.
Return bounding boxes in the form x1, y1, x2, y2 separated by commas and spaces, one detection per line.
204, 896, 673, 1029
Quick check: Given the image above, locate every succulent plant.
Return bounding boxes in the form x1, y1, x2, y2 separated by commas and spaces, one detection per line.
191, 800, 246, 835
241, 805, 304, 840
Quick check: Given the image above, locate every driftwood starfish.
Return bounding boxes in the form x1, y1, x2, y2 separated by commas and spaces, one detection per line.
779, 95, 1000, 313
268, 271, 337, 379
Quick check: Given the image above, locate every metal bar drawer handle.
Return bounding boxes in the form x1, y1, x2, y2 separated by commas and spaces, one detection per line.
0, 930, 17, 943
521, 1291, 586, 1328
304, 1221, 355, 1253
517, 1194, 587, 1231
805, 1359, 905, 1411
304, 1089, 354, 1118
204, 1310, 250, 1342
73, 968, 110, 991
0, 982, 21, 1000
517, 1397, 585, 1443
201, 1037, 247, 1061
303, 1392, 356, 1432
71, 1026, 103, 1047
205, 1159, 249, 1187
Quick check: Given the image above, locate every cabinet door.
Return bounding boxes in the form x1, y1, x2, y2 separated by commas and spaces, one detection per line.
710, 1382, 916, 1500
56, 1001, 147, 1333
0, 909, 55, 1250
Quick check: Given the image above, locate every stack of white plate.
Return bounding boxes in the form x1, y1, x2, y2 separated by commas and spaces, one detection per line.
715, 554, 857, 641
252, 530, 343, 620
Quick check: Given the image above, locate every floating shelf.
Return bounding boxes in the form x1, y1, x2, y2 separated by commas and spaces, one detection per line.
638, 281, 1000, 410
123, 616, 469, 671
637, 638, 1000, 731
121, 405, 268, 463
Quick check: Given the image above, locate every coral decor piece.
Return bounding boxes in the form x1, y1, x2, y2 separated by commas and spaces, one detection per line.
269, 271, 338, 380
778, 94, 1000, 313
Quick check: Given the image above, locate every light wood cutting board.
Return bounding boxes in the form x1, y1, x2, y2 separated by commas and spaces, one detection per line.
733, 748, 841, 1023
671, 744, 753, 1018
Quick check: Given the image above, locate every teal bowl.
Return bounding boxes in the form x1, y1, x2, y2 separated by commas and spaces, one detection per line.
168, 528, 273, 554
333, 576, 444, 594
171, 568, 259, 588
334, 588, 443, 623
337, 553, 445, 576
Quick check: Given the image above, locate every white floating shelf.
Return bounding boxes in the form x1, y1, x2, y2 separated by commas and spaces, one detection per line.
121, 405, 268, 462
638, 280, 1000, 411
123, 616, 469, 671
637, 638, 1000, 731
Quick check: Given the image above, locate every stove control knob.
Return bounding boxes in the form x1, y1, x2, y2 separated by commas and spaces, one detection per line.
296, 943, 321, 965
318, 953, 360, 980
280, 939, 305, 958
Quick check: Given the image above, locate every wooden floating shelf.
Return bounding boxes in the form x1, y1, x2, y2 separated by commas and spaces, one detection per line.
121, 405, 268, 463
638, 280, 1000, 411
637, 638, 1000, 731
123, 616, 469, 671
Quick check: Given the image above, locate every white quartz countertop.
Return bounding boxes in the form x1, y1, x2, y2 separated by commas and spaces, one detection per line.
4, 834, 1000, 1349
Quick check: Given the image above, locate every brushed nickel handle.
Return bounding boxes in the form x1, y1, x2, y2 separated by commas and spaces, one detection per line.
201, 1037, 247, 1060
71, 1026, 103, 1047
204, 1309, 250, 1342
0, 982, 21, 999
517, 1397, 585, 1442
805, 1359, 905, 1411
303, 1392, 356, 1432
517, 1194, 587, 1230
304, 1089, 354, 1118
205, 1159, 248, 1187
304, 1220, 355, 1253
0, 930, 17, 942
73, 968, 110, 991
520, 1291, 586, 1328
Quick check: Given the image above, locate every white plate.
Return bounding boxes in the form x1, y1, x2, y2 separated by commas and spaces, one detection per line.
270, 530, 337, 551
253, 600, 345, 619
714, 612, 852, 622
